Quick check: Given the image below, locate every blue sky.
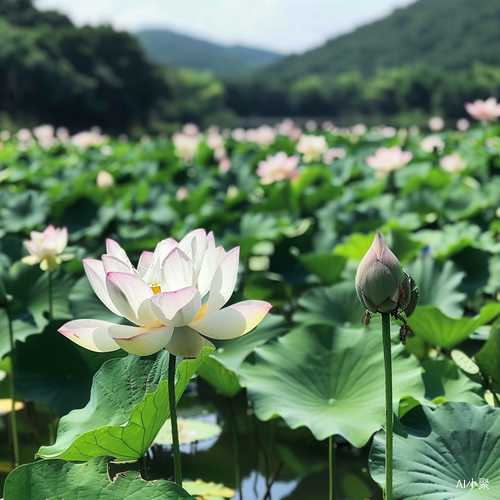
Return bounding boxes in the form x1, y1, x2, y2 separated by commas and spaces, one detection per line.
34, 0, 416, 54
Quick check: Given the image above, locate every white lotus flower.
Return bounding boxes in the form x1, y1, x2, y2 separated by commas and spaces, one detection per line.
296, 134, 328, 163
59, 230, 272, 358
22, 225, 74, 271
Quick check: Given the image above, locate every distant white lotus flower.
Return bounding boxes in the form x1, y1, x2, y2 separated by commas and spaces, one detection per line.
365, 146, 412, 178
33, 125, 55, 148
420, 135, 445, 153
439, 153, 466, 174
172, 132, 200, 163
456, 118, 470, 131
16, 128, 32, 143
22, 225, 74, 271
465, 97, 500, 121
97, 171, 115, 189
59, 230, 272, 358
256, 152, 300, 184
296, 134, 328, 163
428, 116, 445, 132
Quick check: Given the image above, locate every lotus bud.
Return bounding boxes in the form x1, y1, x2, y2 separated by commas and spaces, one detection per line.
355, 231, 417, 317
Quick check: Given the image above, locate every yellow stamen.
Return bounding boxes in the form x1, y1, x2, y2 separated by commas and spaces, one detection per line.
193, 302, 208, 323
150, 282, 161, 295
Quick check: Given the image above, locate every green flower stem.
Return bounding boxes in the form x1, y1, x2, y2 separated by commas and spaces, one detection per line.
329, 436, 336, 500
48, 270, 53, 321
6, 306, 20, 467
139, 455, 148, 481
168, 353, 182, 486
228, 398, 243, 500
381, 313, 393, 500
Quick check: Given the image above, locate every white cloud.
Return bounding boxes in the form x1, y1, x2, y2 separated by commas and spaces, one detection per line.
34, 0, 416, 54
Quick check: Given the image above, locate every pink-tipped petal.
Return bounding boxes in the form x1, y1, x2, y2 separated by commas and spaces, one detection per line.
161, 248, 197, 292
137, 251, 154, 277
83, 259, 121, 316
150, 287, 201, 327
204, 247, 240, 316
165, 326, 206, 358
106, 239, 131, 265
55, 227, 68, 254
59, 319, 121, 352
108, 325, 174, 356
106, 272, 160, 327
102, 255, 134, 275
190, 300, 272, 339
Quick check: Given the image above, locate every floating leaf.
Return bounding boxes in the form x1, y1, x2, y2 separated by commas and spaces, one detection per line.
183, 479, 235, 500
4, 456, 194, 500
154, 418, 222, 446
370, 403, 500, 499
239, 323, 425, 447
37, 346, 213, 462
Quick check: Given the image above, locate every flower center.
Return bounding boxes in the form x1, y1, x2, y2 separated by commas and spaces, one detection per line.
149, 282, 161, 294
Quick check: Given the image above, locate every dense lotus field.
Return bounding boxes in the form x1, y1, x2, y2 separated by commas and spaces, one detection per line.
0, 115, 500, 499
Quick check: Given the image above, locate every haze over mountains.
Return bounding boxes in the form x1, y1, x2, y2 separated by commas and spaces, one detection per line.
136, 29, 283, 76
136, 0, 500, 81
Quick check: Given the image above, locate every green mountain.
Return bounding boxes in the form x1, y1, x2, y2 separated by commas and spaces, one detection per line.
264, 0, 500, 80
136, 29, 283, 75
225, 0, 500, 122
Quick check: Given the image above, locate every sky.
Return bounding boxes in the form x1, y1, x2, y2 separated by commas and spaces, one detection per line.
34, 0, 417, 54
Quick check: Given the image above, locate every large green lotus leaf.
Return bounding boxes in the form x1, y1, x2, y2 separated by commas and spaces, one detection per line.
3, 456, 194, 500
37, 346, 213, 462
417, 222, 481, 260
239, 323, 425, 447
475, 321, 500, 394
210, 314, 288, 372
15, 321, 123, 416
298, 253, 347, 285
0, 190, 49, 234
421, 359, 485, 405
369, 403, 500, 499
196, 355, 242, 398
293, 281, 365, 328
407, 303, 500, 349
404, 258, 466, 318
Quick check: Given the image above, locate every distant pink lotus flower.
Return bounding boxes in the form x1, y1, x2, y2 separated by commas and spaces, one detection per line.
465, 97, 500, 121
219, 156, 231, 173
246, 125, 276, 146
365, 146, 412, 178
256, 152, 300, 184
33, 125, 55, 148
182, 123, 199, 136
439, 153, 466, 174
22, 225, 74, 271
323, 147, 346, 164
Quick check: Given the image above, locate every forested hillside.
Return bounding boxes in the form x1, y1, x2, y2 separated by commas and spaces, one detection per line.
265, 0, 500, 80
0, 0, 231, 133
137, 29, 282, 75
225, 0, 500, 123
